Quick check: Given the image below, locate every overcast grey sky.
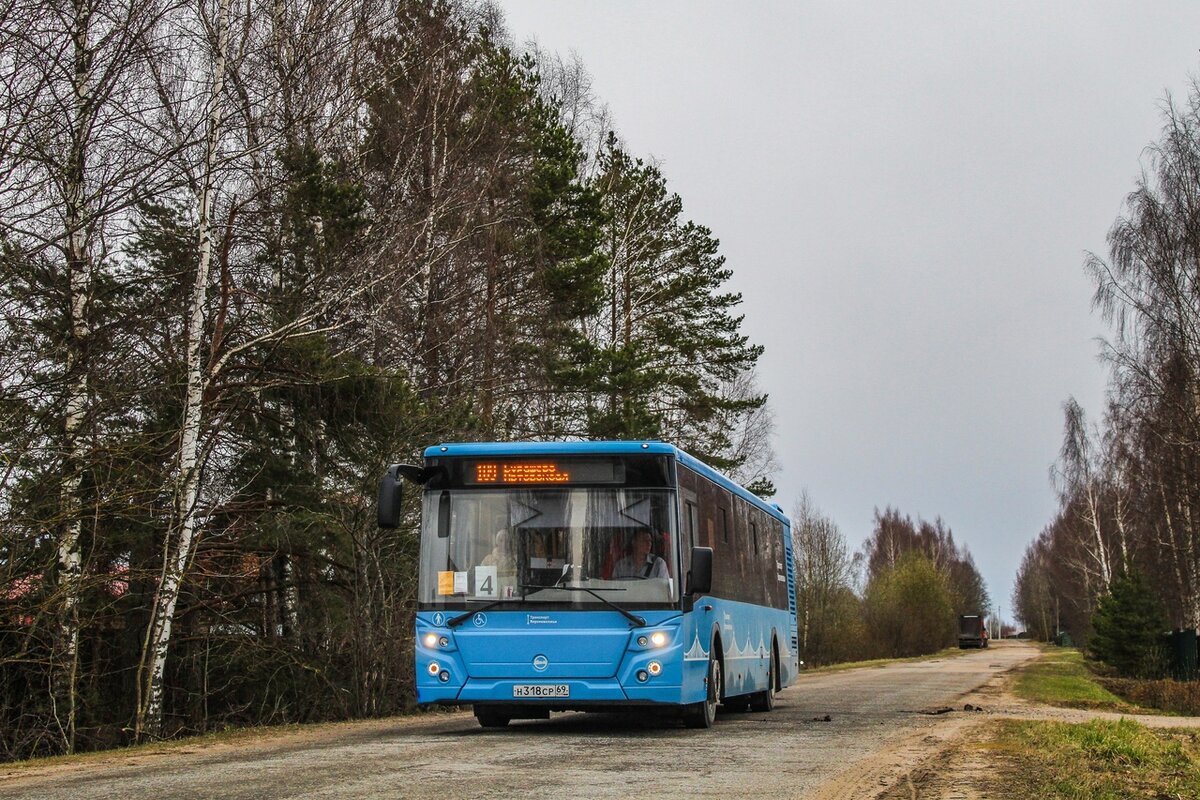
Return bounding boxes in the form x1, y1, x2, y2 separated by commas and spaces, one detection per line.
498, 1, 1200, 621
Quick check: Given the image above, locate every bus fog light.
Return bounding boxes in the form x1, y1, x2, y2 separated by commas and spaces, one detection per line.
636, 635, 648, 647
423, 633, 438, 648
647, 661, 662, 676
650, 631, 667, 647
428, 662, 440, 675
636, 670, 648, 682
438, 670, 450, 682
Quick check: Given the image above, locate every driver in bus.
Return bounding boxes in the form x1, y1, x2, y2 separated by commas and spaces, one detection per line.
612, 529, 668, 579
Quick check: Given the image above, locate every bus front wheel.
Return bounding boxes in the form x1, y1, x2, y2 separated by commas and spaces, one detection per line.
475, 706, 511, 728
684, 654, 721, 729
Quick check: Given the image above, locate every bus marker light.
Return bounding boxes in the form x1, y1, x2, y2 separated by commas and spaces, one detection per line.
650, 632, 668, 647
648, 661, 662, 676
428, 662, 441, 675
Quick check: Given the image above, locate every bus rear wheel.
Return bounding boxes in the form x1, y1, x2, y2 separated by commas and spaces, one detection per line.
684, 654, 721, 729
474, 706, 511, 728
749, 649, 777, 712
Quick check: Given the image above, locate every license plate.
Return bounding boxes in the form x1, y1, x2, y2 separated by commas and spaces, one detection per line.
512, 684, 569, 698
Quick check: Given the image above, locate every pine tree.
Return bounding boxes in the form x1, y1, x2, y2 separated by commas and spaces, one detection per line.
1089, 571, 1168, 678
581, 136, 765, 467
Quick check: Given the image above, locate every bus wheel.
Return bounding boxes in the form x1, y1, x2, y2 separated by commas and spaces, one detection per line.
684, 654, 721, 729
475, 706, 511, 728
749, 650, 776, 712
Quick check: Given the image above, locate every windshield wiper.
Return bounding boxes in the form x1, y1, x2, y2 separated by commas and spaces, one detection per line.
519, 583, 646, 628
446, 596, 525, 628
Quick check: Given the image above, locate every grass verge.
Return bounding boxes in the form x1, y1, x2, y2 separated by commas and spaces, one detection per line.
986, 718, 1200, 799
1011, 647, 1136, 712
803, 646, 969, 675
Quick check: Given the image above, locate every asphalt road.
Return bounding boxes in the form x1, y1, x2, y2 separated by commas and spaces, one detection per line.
0, 641, 1037, 800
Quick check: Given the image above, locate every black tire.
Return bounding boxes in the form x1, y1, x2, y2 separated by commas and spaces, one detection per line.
475, 706, 511, 728
749, 648, 777, 712
721, 694, 750, 713
684, 652, 721, 729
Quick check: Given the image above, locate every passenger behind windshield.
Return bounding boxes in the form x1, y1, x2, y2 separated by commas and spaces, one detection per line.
481, 529, 514, 571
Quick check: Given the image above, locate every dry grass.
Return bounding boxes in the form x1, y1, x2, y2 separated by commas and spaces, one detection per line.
1100, 677, 1200, 717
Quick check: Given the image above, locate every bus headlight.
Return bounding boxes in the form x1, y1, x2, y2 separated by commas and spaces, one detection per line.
423, 633, 438, 648
438, 670, 450, 682
650, 631, 668, 647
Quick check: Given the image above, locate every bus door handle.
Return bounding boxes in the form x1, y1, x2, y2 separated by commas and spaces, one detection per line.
702, 605, 713, 612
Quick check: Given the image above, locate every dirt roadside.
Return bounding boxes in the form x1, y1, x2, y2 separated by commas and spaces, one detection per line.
817, 651, 1200, 800
0, 711, 475, 784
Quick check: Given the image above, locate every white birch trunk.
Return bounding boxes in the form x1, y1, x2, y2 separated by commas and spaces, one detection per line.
54, 0, 95, 753
1084, 484, 1111, 590
1178, 482, 1200, 630
135, 0, 231, 738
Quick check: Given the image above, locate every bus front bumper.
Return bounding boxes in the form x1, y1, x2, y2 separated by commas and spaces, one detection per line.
417, 679, 684, 706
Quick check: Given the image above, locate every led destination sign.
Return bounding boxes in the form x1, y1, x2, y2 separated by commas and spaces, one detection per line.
464, 459, 622, 486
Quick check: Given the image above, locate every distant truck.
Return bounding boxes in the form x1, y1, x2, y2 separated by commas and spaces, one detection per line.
958, 615, 988, 649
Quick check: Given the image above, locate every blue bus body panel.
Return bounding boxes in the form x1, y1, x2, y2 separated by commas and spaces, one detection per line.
423, 441, 679, 458
415, 609, 688, 706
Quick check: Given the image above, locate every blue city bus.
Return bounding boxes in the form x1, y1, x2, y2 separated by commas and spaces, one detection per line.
377, 441, 798, 728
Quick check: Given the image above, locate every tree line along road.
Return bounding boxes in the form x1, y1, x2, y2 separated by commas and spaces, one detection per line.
0, 641, 1038, 800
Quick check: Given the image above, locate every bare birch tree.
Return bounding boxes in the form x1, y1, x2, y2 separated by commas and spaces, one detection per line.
0, 0, 179, 752
1051, 397, 1115, 591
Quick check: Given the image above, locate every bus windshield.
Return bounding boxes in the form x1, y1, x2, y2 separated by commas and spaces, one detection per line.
418, 488, 680, 608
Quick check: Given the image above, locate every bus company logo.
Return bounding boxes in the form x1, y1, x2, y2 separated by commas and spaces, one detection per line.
526, 614, 557, 625
432, 612, 444, 627
532, 655, 549, 672
472, 613, 487, 628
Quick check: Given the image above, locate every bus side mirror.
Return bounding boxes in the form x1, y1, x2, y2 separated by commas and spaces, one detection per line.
377, 465, 403, 529
688, 546, 713, 595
